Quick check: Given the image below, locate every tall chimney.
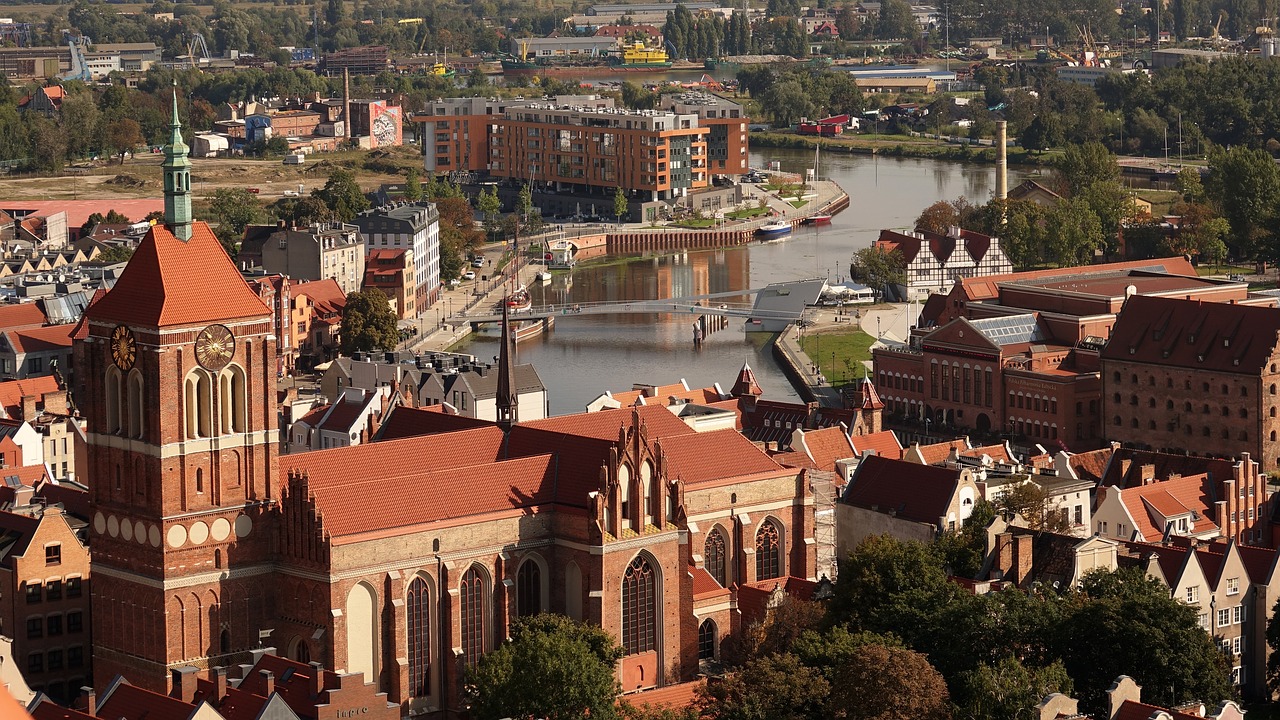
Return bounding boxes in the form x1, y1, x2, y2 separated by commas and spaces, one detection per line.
78, 687, 96, 716
260, 669, 275, 696
342, 67, 351, 142
213, 666, 228, 704
171, 666, 198, 704
996, 120, 1008, 203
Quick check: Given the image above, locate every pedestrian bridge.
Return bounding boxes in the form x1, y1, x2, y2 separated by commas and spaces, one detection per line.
449, 278, 826, 333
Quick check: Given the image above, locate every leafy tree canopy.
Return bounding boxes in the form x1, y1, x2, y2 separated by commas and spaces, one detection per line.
339, 288, 399, 355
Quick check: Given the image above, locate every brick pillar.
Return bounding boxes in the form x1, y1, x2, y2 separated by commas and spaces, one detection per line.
385, 572, 407, 705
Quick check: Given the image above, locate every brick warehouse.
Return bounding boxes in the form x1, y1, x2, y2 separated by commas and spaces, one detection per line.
1102, 295, 1280, 477
76, 96, 821, 716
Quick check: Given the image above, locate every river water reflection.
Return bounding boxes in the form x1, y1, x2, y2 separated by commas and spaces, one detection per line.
455, 149, 1039, 415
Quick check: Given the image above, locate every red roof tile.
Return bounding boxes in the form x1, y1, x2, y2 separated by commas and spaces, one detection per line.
375, 405, 496, 440
850, 430, 902, 459
1113, 700, 1202, 720
97, 680, 201, 720
85, 221, 269, 328
914, 438, 969, 465
0, 303, 47, 331
232, 654, 344, 720
960, 443, 1014, 464
730, 362, 763, 397
801, 426, 855, 472
957, 257, 1197, 303
1116, 473, 1217, 542
1103, 295, 1280, 375
0, 376, 59, 419
1235, 543, 1278, 585
31, 698, 93, 720
524, 403, 694, 441
773, 449, 816, 469
4, 324, 74, 353
845, 454, 961, 525
293, 279, 347, 314
620, 680, 705, 711
1067, 448, 1112, 484
691, 566, 729, 598
657, 429, 788, 485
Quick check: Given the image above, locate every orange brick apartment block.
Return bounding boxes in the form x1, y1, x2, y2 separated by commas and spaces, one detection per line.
0, 504, 91, 704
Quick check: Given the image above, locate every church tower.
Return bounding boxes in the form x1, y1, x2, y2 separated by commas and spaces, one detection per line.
79, 108, 278, 690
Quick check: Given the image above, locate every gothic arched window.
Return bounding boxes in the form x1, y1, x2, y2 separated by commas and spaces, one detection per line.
407, 577, 431, 697
697, 619, 717, 660
705, 529, 727, 587
460, 567, 486, 668
516, 560, 542, 618
621, 556, 656, 655
755, 520, 782, 581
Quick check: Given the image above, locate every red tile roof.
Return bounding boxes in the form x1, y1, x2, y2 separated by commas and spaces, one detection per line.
232, 654, 344, 720
293, 279, 347, 314
4, 324, 75, 353
0, 200, 164, 231
1113, 700, 1202, 720
960, 443, 1014, 464
850, 430, 902, 459
845, 454, 961, 525
0, 303, 47, 331
620, 680, 705, 711
772, 449, 816, 469
36, 479, 88, 518
1115, 473, 1217, 542
375, 405, 495, 440
657, 429, 788, 485
1067, 448, 1112, 485
97, 680, 201, 720
801, 426, 855, 472
31, 698, 92, 720
730, 362, 763, 397
691, 566, 729, 598
957, 257, 1197, 303
524, 403, 694, 441
85, 221, 270, 328
1235, 543, 1279, 585
913, 438, 969, 466
1103, 295, 1280, 375
0, 376, 59, 418
1099, 449, 1234, 490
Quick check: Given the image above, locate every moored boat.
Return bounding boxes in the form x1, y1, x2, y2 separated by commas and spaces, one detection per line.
755, 221, 792, 240
506, 286, 532, 311
803, 214, 833, 225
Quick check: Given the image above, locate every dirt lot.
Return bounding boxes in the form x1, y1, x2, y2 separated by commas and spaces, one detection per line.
0, 148, 420, 203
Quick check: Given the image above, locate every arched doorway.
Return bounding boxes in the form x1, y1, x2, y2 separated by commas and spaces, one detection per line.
976, 413, 991, 433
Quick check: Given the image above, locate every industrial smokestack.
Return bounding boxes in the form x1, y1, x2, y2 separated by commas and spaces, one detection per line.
343, 67, 351, 142
996, 120, 1008, 202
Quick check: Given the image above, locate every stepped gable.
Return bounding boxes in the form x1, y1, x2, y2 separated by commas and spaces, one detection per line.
1102, 294, 1280, 374
83, 221, 268, 327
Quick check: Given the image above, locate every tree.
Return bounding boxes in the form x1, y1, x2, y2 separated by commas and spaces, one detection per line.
1045, 197, 1103, 267
96, 246, 136, 264
955, 656, 1073, 720
993, 480, 1072, 533
1059, 567, 1232, 716
850, 246, 905, 297
915, 200, 959, 235
875, 0, 919, 40
206, 187, 264, 255
314, 169, 369, 222
476, 185, 501, 240
614, 186, 629, 224
1056, 142, 1119, 196
404, 168, 423, 202
830, 535, 961, 644
339, 289, 400, 355
621, 81, 658, 110
695, 653, 829, 720
761, 80, 814, 128
1265, 595, 1280, 696
826, 643, 951, 720
466, 615, 623, 720
1205, 145, 1280, 259
516, 183, 533, 220
1019, 115, 1062, 155
104, 118, 144, 165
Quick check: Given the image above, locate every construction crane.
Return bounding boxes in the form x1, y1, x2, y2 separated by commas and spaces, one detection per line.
187, 33, 211, 69
1211, 11, 1225, 38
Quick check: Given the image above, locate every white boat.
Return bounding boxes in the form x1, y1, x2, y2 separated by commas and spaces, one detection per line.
535, 271, 552, 283
756, 221, 792, 241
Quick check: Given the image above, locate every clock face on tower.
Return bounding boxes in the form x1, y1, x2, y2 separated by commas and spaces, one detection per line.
195, 324, 235, 371
110, 325, 136, 371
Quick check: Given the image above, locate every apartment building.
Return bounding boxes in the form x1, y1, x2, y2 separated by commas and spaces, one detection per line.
492, 103, 710, 201
243, 222, 366, 295
657, 92, 749, 176
352, 203, 440, 312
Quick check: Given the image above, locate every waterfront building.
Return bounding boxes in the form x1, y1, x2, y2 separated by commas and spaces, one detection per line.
491, 103, 710, 201
657, 93, 749, 176
75, 98, 822, 712
363, 248, 416, 320
352, 203, 440, 312
872, 225, 1012, 300
1100, 295, 1280, 470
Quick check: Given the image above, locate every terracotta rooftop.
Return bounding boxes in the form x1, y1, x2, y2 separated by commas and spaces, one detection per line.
4, 324, 75, 354
658, 429, 787, 485
849, 429, 902, 459
85, 221, 269, 328
800, 425, 856, 472
620, 679, 705, 712
844, 454, 962, 525
97, 679, 203, 720
1066, 447, 1112, 485
293, 278, 347, 314
1115, 473, 1217, 542
1102, 294, 1280, 375
0, 376, 60, 419
912, 438, 970, 466
960, 443, 1014, 464
1113, 700, 1203, 720
1098, 448, 1234, 490
374, 405, 495, 440
691, 566, 729, 598
957, 256, 1197, 303
0, 303, 47, 331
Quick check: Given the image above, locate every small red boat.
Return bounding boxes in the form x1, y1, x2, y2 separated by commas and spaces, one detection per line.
803, 214, 833, 225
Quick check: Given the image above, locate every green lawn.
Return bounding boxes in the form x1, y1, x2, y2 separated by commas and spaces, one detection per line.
789, 200, 808, 209
798, 329, 876, 386
726, 206, 770, 220
673, 218, 716, 228
1195, 263, 1253, 277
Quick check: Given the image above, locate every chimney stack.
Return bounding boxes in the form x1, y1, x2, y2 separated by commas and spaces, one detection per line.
171, 666, 199, 704
260, 670, 275, 696
310, 661, 326, 698
213, 666, 228, 704
78, 687, 96, 716
343, 68, 352, 142
996, 120, 1008, 203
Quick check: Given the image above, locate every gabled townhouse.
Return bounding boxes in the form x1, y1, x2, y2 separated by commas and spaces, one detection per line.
286, 386, 393, 453
1094, 474, 1223, 543
837, 454, 980, 552
872, 225, 1013, 300
0, 376, 84, 482
848, 429, 903, 460
1032, 675, 1245, 720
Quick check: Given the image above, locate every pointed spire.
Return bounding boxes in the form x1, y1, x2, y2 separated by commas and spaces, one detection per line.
496, 299, 518, 429
859, 376, 884, 411
163, 80, 193, 241
730, 361, 763, 397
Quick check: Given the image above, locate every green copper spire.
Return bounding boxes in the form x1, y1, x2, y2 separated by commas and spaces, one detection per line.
163, 82, 193, 241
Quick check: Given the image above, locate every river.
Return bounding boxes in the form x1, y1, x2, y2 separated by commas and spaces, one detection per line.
454, 149, 1040, 415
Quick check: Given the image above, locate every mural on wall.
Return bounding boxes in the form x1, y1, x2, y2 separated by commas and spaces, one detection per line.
369, 102, 402, 148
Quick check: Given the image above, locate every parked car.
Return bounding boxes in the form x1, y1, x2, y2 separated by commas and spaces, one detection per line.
472, 259, 485, 268
463, 271, 476, 280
